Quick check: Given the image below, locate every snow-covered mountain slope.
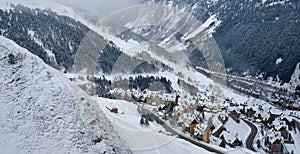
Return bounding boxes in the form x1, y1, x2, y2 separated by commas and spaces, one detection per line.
289, 62, 300, 90
0, 4, 132, 74
0, 36, 130, 153
0, 4, 92, 70
134, 0, 300, 85
0, 0, 93, 29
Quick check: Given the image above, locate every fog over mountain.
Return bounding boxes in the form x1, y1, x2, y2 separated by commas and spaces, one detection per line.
0, 0, 141, 23
59, 0, 140, 18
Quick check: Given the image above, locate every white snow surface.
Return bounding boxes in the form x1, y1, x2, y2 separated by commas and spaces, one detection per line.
289, 61, 300, 90
185, 14, 221, 40
223, 117, 251, 144
276, 57, 283, 65
112, 38, 141, 57
262, 0, 268, 4
96, 97, 214, 154
285, 127, 300, 154
266, 0, 288, 7
0, 36, 129, 153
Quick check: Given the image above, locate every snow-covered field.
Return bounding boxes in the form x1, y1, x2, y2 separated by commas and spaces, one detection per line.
96, 97, 214, 154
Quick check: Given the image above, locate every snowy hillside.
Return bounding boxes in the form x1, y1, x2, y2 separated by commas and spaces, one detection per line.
0, 0, 93, 29
0, 1, 298, 153
0, 36, 129, 153
0, 35, 217, 154
289, 62, 300, 90
96, 97, 213, 154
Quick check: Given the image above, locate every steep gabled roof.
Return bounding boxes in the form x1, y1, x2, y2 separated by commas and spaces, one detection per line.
220, 131, 237, 144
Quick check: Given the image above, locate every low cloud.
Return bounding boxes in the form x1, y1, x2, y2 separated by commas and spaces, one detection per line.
0, 0, 141, 21
57, 0, 140, 18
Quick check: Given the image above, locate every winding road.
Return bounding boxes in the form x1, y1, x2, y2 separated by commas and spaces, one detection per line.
243, 119, 258, 152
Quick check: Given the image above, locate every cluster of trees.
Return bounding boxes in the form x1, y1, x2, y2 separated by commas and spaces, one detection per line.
85, 75, 173, 97
97, 41, 123, 74
87, 75, 112, 97
129, 75, 173, 93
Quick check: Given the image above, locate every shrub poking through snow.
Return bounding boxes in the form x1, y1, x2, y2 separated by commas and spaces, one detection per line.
8, 53, 16, 64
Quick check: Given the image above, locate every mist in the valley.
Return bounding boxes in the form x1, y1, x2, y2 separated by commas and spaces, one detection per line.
57, 0, 141, 22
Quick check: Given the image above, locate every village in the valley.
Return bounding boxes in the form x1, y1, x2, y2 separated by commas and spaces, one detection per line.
66, 72, 300, 154
108, 86, 300, 154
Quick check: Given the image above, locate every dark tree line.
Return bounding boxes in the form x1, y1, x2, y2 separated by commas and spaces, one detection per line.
87, 75, 112, 97
129, 75, 173, 93
86, 75, 173, 97
0, 4, 104, 71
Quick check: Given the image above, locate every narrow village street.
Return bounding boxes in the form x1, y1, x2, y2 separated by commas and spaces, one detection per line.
243, 119, 258, 152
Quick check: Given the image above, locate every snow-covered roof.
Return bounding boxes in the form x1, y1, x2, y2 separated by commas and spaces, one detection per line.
161, 94, 176, 101
210, 135, 222, 146
270, 135, 282, 144
213, 116, 222, 126
261, 112, 270, 121
266, 130, 283, 144
273, 118, 286, 131
280, 114, 293, 122
197, 123, 209, 131
220, 131, 237, 144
